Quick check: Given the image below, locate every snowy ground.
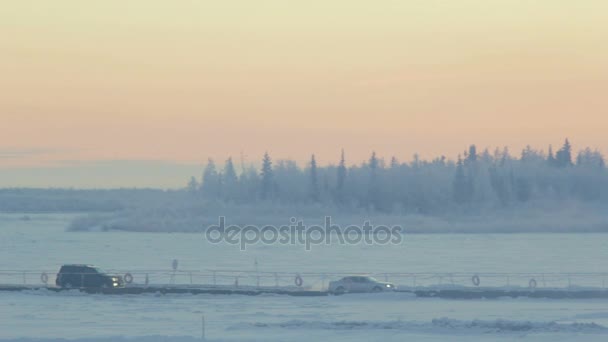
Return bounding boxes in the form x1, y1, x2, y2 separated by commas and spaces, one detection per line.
2, 214, 608, 341
3, 290, 608, 341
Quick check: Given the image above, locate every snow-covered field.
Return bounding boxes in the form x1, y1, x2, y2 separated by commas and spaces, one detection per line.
2, 214, 608, 341
3, 290, 608, 341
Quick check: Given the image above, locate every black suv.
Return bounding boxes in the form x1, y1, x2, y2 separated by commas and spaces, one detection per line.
55, 264, 124, 288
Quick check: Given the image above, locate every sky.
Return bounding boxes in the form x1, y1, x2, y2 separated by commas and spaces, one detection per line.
1, 1, 608, 187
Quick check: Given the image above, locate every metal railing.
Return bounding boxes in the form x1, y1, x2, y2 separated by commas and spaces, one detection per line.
2, 270, 608, 290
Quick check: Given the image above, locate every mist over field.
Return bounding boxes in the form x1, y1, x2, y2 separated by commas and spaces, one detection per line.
2, 140, 607, 233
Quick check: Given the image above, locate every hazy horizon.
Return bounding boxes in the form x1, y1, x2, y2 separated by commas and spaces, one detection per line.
2, 1, 608, 187
0, 139, 599, 188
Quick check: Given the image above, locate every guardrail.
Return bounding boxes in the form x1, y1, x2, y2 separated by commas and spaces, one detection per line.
2, 270, 608, 290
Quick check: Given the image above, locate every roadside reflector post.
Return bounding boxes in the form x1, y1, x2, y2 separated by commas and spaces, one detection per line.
542, 274, 546, 287
201, 314, 206, 341
171, 259, 178, 284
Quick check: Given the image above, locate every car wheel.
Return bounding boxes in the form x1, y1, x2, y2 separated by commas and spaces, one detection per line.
372, 286, 383, 292
334, 286, 346, 295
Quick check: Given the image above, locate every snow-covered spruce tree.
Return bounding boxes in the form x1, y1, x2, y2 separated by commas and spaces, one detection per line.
260, 152, 275, 200
201, 158, 220, 198
309, 154, 320, 202
334, 149, 347, 204
555, 139, 573, 168
186, 176, 198, 195
222, 157, 239, 201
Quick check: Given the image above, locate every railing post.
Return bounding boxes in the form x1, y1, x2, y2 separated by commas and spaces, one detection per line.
213, 271, 217, 286
23, 272, 26, 284
542, 274, 546, 288
274, 273, 279, 287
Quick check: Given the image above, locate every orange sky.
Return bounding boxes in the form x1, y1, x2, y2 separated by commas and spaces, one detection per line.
1, 1, 608, 180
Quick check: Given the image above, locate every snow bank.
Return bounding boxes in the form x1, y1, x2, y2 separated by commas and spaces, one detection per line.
0, 337, 203, 342
2, 320, 605, 342
67, 202, 608, 233
230, 318, 608, 334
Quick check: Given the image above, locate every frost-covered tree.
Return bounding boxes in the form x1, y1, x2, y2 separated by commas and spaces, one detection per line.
390, 156, 399, 169
555, 139, 573, 167
201, 159, 220, 197
547, 145, 555, 166
187, 176, 198, 194
260, 152, 275, 200
367, 151, 381, 210
335, 149, 347, 202
187, 139, 608, 213
453, 155, 472, 204
222, 157, 239, 201
239, 165, 260, 202
309, 154, 320, 202
466, 145, 477, 164
576, 148, 605, 169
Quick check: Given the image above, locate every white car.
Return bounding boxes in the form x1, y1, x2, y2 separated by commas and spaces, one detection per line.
328, 276, 396, 294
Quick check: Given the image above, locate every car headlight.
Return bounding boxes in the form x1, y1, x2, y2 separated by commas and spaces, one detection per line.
385, 284, 392, 288
113, 282, 119, 287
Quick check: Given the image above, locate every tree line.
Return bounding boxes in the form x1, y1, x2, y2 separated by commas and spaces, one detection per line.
187, 139, 608, 214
